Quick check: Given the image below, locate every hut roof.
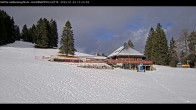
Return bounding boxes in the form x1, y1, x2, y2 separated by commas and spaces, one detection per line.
108, 46, 145, 58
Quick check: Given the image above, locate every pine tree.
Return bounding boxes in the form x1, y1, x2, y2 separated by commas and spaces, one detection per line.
123, 42, 128, 49
0, 10, 11, 45
59, 20, 75, 56
187, 31, 196, 67
144, 23, 169, 65
0, 10, 17, 45
41, 18, 50, 47
35, 18, 43, 47
169, 37, 178, 67
124, 42, 127, 47
21, 24, 28, 42
29, 24, 37, 44
144, 27, 154, 61
59, 23, 69, 55
154, 23, 169, 65
49, 19, 58, 48
102, 53, 107, 57
68, 27, 75, 55
27, 27, 33, 43
151, 27, 160, 64
127, 39, 134, 48
188, 31, 196, 53
35, 18, 50, 48
0, 10, 7, 45
9, 17, 16, 43
187, 52, 196, 67
14, 25, 20, 41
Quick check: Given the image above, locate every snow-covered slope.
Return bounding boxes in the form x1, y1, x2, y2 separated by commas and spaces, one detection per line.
1, 41, 196, 103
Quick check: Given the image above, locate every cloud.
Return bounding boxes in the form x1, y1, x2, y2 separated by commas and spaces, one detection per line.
98, 28, 149, 55
1, 6, 196, 55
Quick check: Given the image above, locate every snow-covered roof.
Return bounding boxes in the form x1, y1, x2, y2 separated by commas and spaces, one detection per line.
108, 46, 145, 58
74, 52, 106, 60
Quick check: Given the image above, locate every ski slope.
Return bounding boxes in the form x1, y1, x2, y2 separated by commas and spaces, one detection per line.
1, 41, 196, 103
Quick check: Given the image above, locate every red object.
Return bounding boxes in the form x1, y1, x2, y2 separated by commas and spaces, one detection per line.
107, 59, 153, 65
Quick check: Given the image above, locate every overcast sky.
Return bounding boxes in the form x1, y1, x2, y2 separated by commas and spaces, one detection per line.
1, 6, 196, 55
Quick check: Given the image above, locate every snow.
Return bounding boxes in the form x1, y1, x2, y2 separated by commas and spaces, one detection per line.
108, 46, 144, 58
1, 41, 196, 103
74, 52, 106, 59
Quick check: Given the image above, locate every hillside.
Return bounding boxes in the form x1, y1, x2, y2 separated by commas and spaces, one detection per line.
0, 41, 196, 103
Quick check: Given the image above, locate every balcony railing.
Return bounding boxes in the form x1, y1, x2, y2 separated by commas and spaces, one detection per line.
107, 59, 153, 65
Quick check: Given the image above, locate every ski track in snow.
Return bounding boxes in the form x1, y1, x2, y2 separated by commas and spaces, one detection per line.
148, 73, 192, 103
1, 41, 196, 103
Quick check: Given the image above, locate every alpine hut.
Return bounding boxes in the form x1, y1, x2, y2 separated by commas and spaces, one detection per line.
107, 45, 153, 70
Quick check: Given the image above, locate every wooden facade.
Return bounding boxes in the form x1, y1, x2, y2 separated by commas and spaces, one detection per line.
107, 59, 153, 65
107, 56, 152, 65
